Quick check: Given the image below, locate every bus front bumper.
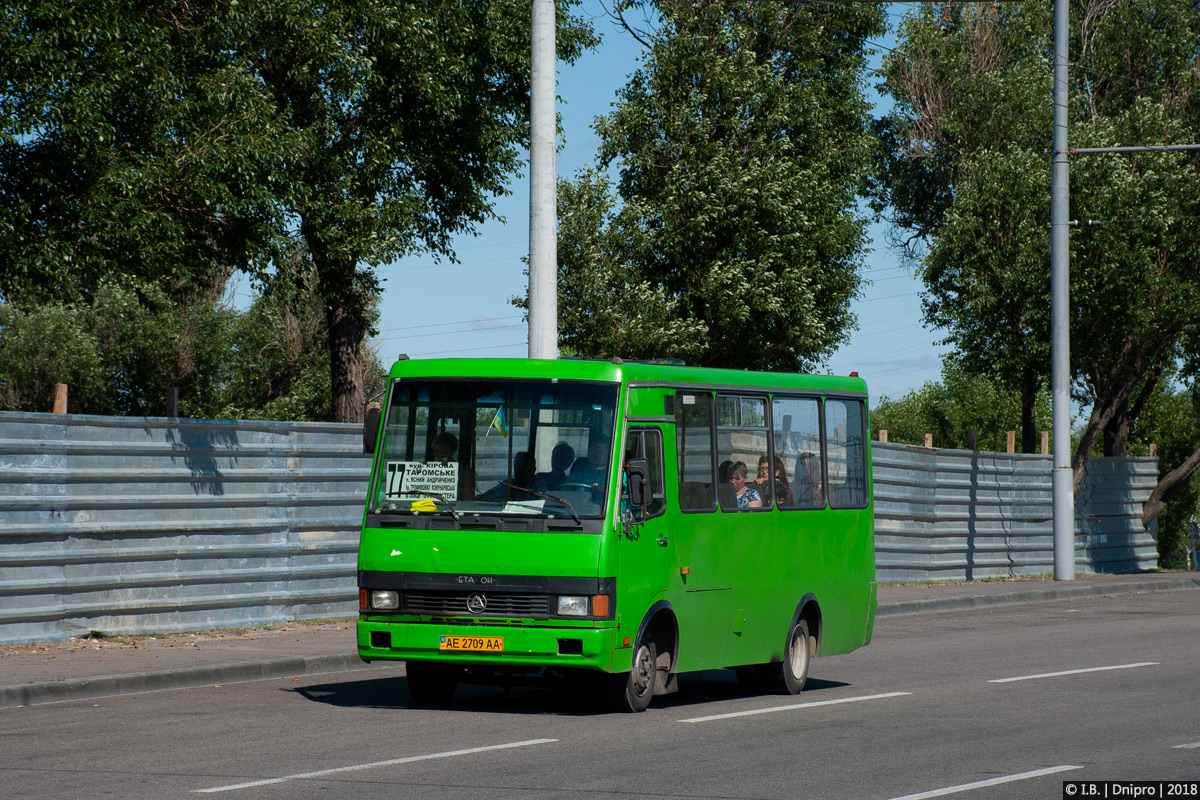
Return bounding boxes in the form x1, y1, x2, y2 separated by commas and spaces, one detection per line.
357, 619, 623, 672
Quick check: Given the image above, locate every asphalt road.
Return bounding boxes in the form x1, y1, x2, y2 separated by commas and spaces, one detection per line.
4, 591, 1198, 800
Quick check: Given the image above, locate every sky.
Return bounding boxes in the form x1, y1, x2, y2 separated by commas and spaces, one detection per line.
367, 2, 947, 405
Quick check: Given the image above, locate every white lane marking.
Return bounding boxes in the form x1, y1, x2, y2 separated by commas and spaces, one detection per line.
884, 765, 1082, 800
1175, 741, 1200, 749
194, 738, 558, 793
988, 662, 1158, 683
678, 691, 911, 723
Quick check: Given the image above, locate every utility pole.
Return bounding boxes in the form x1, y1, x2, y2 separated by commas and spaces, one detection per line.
528, 0, 558, 359
1050, 0, 1074, 580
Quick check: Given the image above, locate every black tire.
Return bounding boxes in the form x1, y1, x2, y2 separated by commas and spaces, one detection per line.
405, 661, 460, 707
771, 617, 812, 695
607, 640, 657, 712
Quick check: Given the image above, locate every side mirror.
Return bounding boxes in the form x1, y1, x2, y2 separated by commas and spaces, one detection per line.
363, 404, 381, 454
625, 458, 650, 510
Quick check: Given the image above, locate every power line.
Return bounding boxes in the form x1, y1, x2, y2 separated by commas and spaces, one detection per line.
409, 340, 528, 358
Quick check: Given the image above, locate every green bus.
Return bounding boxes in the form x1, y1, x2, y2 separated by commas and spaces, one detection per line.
358, 357, 876, 711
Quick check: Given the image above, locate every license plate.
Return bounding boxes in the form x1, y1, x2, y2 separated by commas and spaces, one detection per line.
439, 635, 503, 652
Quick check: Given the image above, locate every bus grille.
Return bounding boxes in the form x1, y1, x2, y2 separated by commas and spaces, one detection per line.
403, 591, 550, 619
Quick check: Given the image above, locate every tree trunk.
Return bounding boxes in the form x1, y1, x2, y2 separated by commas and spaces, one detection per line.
1103, 406, 1129, 457
327, 300, 365, 424
1020, 369, 1038, 454
1142, 445, 1200, 527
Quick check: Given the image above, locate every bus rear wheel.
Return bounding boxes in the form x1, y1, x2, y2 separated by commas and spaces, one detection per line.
607, 640, 657, 712
771, 617, 812, 695
406, 661, 460, 707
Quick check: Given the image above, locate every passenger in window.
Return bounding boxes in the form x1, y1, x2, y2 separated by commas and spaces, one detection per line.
431, 432, 459, 463
568, 440, 609, 491
728, 461, 763, 508
754, 455, 793, 506
794, 452, 823, 506
430, 432, 475, 498
477, 451, 537, 501
532, 441, 575, 492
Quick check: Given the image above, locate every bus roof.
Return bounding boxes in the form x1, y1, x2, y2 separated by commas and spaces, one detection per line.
388, 357, 868, 396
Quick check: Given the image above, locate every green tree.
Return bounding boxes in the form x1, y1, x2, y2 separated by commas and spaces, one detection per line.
1126, 382, 1200, 568
548, 0, 885, 370
876, 1, 1200, 521
2, 1, 597, 423
0, 279, 235, 417
236, 0, 596, 422
0, 302, 110, 413
0, 0, 288, 306
211, 282, 387, 423
871, 360, 1051, 452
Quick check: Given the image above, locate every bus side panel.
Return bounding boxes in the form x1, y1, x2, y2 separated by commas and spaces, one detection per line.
719, 507, 874, 666
810, 507, 875, 656
666, 503, 734, 672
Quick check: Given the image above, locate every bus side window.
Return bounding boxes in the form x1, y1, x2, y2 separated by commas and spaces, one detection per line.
625, 427, 666, 520
772, 396, 824, 509
825, 399, 867, 508
716, 394, 770, 511
676, 393, 716, 511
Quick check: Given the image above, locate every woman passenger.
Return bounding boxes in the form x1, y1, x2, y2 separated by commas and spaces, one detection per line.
728, 461, 763, 508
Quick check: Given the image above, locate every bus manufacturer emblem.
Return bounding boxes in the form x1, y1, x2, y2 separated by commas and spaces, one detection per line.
466, 593, 487, 614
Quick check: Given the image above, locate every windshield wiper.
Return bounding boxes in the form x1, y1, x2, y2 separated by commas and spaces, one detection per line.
385, 490, 461, 521
500, 483, 581, 525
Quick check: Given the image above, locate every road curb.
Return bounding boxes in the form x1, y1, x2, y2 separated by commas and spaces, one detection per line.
877, 576, 1200, 617
0, 652, 377, 709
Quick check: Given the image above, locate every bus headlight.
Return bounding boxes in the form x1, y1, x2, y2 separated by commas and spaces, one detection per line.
557, 595, 589, 616
371, 590, 399, 610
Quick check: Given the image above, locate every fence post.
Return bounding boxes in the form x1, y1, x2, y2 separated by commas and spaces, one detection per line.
968, 429, 978, 451
878, 429, 888, 443
166, 387, 180, 418
53, 383, 68, 414
1006, 431, 1015, 454
1041, 431, 1049, 455
924, 433, 933, 448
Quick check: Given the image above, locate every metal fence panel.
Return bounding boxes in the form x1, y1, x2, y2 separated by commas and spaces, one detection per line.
872, 442, 1158, 582
0, 412, 368, 643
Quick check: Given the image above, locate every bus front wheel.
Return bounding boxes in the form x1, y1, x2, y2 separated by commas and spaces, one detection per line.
608, 640, 657, 712
406, 661, 460, 707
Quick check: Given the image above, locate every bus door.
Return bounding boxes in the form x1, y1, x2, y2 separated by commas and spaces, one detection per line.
617, 427, 671, 660
672, 392, 734, 671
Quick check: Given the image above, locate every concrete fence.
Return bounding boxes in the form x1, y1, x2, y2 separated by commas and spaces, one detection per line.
0, 412, 1162, 643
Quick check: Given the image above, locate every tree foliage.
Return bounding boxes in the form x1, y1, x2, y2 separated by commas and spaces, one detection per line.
1124, 382, 1200, 567
0, 0, 288, 306
549, 0, 886, 370
2, 0, 597, 422
877, 0, 1200, 516
234, 0, 596, 421
871, 360, 1051, 452
0, 284, 385, 421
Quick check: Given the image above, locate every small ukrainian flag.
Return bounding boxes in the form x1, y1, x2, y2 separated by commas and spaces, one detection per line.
489, 406, 508, 438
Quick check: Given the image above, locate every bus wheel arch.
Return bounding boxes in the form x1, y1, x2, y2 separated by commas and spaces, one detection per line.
636, 601, 679, 696
741, 595, 820, 696
608, 601, 678, 712
774, 594, 821, 694
793, 594, 822, 658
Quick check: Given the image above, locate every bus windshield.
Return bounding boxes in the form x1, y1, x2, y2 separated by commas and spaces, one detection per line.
371, 378, 619, 520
